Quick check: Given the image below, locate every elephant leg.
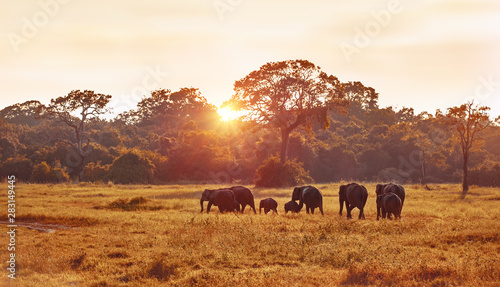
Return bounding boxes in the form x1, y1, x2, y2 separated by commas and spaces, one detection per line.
382, 208, 386, 219
311, 207, 315, 214
319, 205, 324, 216
248, 203, 256, 214
265, 208, 269, 214
347, 204, 354, 219
358, 208, 364, 220
273, 208, 278, 214
218, 206, 224, 213
207, 202, 213, 213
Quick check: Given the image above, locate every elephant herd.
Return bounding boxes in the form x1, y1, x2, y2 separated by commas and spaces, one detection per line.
200, 183, 405, 220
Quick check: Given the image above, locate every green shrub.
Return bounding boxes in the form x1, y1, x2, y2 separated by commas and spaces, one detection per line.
31, 161, 69, 183
255, 154, 314, 187
108, 152, 154, 184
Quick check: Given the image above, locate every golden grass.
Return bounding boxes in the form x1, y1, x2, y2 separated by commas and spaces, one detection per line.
1, 183, 499, 286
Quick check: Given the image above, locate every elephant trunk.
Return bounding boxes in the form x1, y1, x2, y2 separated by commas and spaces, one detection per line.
200, 198, 204, 213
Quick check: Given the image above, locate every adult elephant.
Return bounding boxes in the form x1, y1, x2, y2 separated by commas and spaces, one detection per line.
339, 183, 368, 219
376, 193, 402, 220
200, 189, 235, 213
292, 186, 324, 215
228, 186, 256, 214
259, 198, 278, 214
376, 183, 405, 214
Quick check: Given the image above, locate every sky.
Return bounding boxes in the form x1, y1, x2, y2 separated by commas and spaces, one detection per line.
1, 0, 500, 119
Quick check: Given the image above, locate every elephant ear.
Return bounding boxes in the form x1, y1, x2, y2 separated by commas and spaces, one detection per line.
201, 189, 209, 200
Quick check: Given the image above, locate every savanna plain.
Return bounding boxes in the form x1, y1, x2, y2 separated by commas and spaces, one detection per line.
1, 183, 499, 286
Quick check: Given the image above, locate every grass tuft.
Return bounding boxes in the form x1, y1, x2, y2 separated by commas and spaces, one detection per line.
146, 258, 178, 281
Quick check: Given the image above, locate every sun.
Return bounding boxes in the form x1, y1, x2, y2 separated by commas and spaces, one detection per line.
218, 107, 240, 122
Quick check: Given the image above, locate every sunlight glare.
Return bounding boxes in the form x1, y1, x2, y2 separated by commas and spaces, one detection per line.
218, 107, 240, 121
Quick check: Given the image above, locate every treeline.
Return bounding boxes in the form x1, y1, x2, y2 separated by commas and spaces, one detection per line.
1, 65, 499, 187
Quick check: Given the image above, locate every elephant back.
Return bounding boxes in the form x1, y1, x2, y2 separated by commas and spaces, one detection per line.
260, 198, 278, 209
230, 186, 254, 203
303, 186, 322, 205
285, 200, 299, 213
346, 183, 368, 208
384, 184, 405, 204
382, 192, 402, 212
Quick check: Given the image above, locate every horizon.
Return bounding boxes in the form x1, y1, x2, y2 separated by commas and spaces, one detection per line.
1, 0, 500, 119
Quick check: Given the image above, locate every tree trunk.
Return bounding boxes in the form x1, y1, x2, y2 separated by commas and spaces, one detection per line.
461, 151, 469, 199
280, 127, 289, 163
420, 150, 426, 185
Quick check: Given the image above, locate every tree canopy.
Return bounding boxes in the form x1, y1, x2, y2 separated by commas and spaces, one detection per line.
444, 101, 491, 197
228, 59, 348, 162
0, 59, 499, 192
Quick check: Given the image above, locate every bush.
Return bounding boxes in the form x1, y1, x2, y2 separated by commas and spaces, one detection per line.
108, 152, 154, 184
255, 154, 314, 187
31, 161, 70, 183
82, 162, 110, 182
469, 161, 500, 187
0, 156, 33, 181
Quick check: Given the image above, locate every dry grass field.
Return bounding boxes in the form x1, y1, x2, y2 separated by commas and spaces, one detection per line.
1, 182, 499, 286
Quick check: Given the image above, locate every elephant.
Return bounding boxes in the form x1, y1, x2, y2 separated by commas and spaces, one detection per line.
376, 192, 402, 220
284, 200, 299, 214
228, 186, 257, 214
234, 200, 241, 212
200, 189, 235, 213
339, 183, 368, 219
376, 183, 405, 216
292, 186, 324, 215
259, 198, 278, 214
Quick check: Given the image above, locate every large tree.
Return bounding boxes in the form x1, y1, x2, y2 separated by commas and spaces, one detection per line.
444, 101, 491, 198
42, 90, 112, 179
119, 87, 217, 130
228, 59, 347, 162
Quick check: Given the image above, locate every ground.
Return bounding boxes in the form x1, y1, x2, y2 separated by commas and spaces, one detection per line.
1, 182, 499, 286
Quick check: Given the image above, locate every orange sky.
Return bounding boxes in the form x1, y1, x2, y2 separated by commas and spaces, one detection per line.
1, 0, 500, 118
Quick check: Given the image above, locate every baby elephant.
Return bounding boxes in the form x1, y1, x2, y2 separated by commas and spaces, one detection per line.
376, 193, 402, 220
284, 200, 299, 213
259, 198, 278, 214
